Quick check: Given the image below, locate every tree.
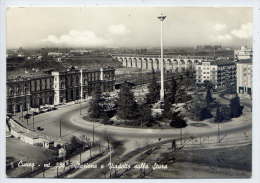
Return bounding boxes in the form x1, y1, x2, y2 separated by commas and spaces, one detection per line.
101, 113, 112, 125
139, 103, 153, 126
170, 111, 187, 128
203, 80, 214, 90
183, 68, 196, 87
162, 95, 173, 119
220, 105, 232, 121
190, 94, 212, 121
175, 87, 191, 103
145, 69, 160, 104
199, 107, 213, 120
205, 88, 214, 105
70, 136, 84, 150
116, 82, 139, 120
215, 105, 224, 122
88, 85, 103, 118
167, 75, 178, 104
226, 82, 236, 94
92, 84, 102, 101
170, 111, 187, 145
230, 95, 243, 118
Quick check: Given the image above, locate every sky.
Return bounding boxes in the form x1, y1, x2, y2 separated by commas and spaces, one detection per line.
6, 7, 253, 49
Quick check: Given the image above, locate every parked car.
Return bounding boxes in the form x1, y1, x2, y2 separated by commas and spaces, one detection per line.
37, 126, 44, 131
23, 113, 32, 119
33, 111, 38, 115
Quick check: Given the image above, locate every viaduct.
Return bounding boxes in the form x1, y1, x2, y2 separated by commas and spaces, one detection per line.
111, 54, 215, 72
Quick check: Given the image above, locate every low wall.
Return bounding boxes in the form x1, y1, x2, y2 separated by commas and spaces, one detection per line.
8, 117, 56, 148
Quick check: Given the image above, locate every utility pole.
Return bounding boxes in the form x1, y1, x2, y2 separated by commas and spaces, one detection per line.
218, 122, 220, 143
79, 151, 82, 164
32, 112, 34, 129
21, 106, 24, 122
180, 128, 183, 145
80, 69, 83, 115
43, 167, 45, 178
92, 121, 95, 145
26, 107, 28, 126
109, 141, 112, 178
60, 119, 62, 137
141, 65, 144, 92
158, 14, 166, 104
80, 100, 82, 115
107, 136, 110, 150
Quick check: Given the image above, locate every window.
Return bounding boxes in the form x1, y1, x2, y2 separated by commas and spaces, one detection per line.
239, 87, 244, 94
42, 79, 45, 90
9, 88, 14, 96
31, 81, 35, 91
248, 88, 251, 95
36, 80, 40, 91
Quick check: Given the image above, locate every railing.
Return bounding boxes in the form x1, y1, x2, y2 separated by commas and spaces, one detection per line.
111, 54, 215, 60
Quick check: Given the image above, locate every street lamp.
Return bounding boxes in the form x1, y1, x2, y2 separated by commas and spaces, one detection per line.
80, 99, 82, 115
158, 14, 167, 103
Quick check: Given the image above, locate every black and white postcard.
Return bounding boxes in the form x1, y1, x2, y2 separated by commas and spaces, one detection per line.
1, 1, 260, 182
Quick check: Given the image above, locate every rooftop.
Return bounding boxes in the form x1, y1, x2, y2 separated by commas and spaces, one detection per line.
7, 66, 115, 81
236, 59, 252, 64
210, 60, 235, 66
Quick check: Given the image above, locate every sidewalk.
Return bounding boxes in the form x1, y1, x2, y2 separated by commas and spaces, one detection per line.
33, 145, 107, 178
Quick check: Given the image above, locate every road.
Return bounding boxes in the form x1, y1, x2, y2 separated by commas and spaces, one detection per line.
15, 95, 252, 178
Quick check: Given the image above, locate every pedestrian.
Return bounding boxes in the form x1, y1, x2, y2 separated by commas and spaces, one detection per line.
172, 139, 176, 152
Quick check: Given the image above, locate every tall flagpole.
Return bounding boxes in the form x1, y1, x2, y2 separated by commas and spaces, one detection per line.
158, 14, 166, 103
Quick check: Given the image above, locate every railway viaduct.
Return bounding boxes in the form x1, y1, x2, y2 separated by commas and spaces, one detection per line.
112, 54, 215, 72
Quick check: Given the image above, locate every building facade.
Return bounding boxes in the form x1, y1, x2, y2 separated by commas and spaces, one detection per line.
195, 60, 236, 89
30, 75, 54, 108
7, 77, 31, 114
236, 59, 252, 96
234, 46, 253, 61
52, 67, 115, 105
7, 67, 115, 113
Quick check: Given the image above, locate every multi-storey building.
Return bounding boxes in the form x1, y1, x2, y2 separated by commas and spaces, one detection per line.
52, 69, 81, 105
234, 46, 253, 61
7, 77, 31, 114
7, 67, 115, 113
195, 60, 236, 89
30, 75, 54, 108
52, 67, 115, 105
236, 59, 252, 96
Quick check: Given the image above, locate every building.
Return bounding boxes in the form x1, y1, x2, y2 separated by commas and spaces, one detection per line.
47, 52, 63, 57
52, 67, 115, 105
236, 59, 252, 96
30, 75, 54, 108
7, 67, 115, 113
7, 77, 32, 114
195, 60, 236, 89
234, 46, 253, 61
69, 49, 92, 56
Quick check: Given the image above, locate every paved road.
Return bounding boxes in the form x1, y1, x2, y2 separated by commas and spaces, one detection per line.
15, 96, 251, 178
20, 94, 251, 140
